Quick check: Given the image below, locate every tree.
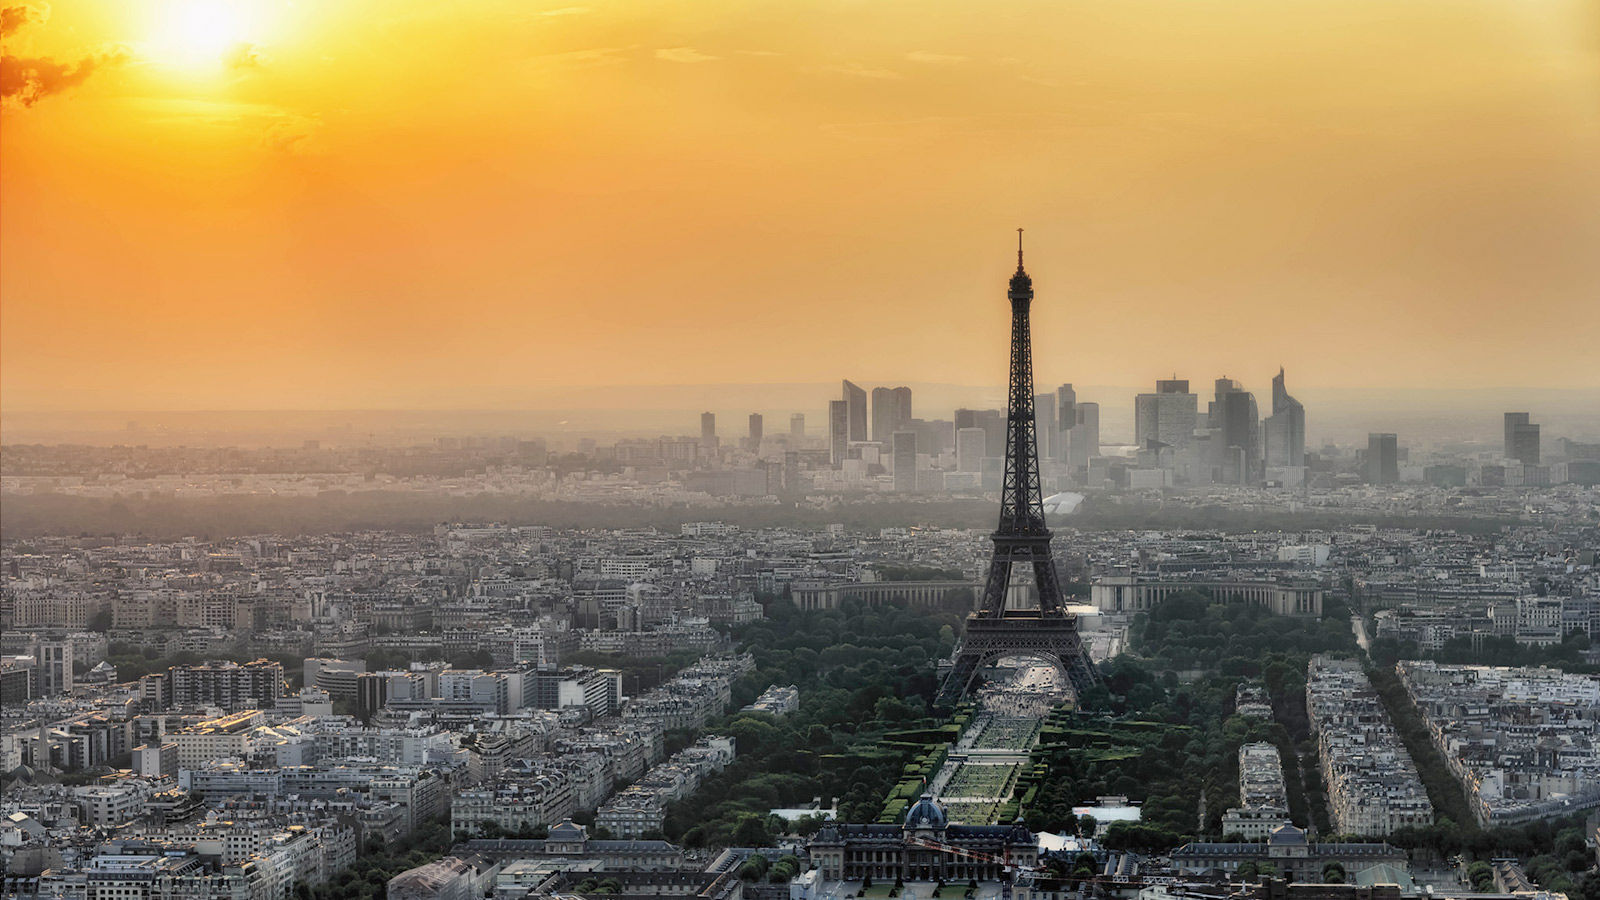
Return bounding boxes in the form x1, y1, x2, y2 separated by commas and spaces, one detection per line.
739, 857, 770, 881
1238, 862, 1260, 882
1322, 862, 1346, 884
1467, 861, 1494, 892
733, 814, 774, 848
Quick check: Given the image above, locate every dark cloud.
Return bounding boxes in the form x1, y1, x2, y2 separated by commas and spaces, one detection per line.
1, 47, 125, 107
1, 3, 47, 38
1, 2, 125, 108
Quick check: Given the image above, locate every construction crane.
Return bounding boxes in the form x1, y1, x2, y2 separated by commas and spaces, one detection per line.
903, 834, 1041, 876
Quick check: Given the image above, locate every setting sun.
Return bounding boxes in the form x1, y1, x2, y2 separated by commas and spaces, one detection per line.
149, 0, 259, 66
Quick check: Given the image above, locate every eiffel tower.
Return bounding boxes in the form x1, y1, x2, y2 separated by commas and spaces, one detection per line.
935, 231, 1099, 708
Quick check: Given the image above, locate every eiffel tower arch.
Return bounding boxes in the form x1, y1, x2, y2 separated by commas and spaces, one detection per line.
935, 231, 1099, 709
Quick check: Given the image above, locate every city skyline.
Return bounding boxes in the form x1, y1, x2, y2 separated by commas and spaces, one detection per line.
3, 380, 1598, 450
4, 1, 1599, 412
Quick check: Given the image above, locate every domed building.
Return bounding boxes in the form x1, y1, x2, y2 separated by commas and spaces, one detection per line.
904, 795, 948, 831
809, 795, 1038, 883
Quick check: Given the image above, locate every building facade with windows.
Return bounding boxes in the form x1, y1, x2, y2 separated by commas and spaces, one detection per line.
809, 796, 1038, 883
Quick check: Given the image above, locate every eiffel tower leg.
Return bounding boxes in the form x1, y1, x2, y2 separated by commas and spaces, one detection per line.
979, 557, 1013, 616
935, 646, 981, 710
1032, 559, 1064, 616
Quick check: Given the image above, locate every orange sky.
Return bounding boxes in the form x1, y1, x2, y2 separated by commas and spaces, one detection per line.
3, 0, 1598, 412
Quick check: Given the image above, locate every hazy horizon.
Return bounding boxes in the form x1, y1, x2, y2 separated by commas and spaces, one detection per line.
4, 382, 1598, 449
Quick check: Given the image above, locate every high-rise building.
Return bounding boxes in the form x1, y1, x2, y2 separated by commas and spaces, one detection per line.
1504, 412, 1527, 458
956, 427, 986, 473
955, 408, 1004, 458
1056, 385, 1083, 465
1211, 378, 1260, 484
980, 410, 1006, 458
871, 386, 914, 443
790, 413, 805, 442
922, 419, 955, 455
1033, 393, 1057, 462
700, 412, 716, 447
892, 431, 918, 492
1057, 384, 1076, 426
1057, 390, 1099, 470
1504, 412, 1540, 465
1072, 402, 1100, 466
748, 413, 763, 449
37, 639, 73, 697
841, 380, 868, 442
784, 451, 801, 495
828, 400, 849, 468
879, 386, 913, 443
1263, 367, 1306, 468
1135, 377, 1198, 451
1367, 433, 1399, 485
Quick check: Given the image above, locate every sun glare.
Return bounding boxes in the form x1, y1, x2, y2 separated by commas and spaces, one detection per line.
150, 0, 259, 68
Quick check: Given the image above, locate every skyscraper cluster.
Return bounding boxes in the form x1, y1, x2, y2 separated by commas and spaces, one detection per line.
831, 381, 922, 482
686, 373, 1563, 496
1125, 370, 1306, 487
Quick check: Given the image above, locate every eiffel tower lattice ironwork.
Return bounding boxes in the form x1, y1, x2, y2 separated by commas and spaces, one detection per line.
935, 230, 1100, 708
